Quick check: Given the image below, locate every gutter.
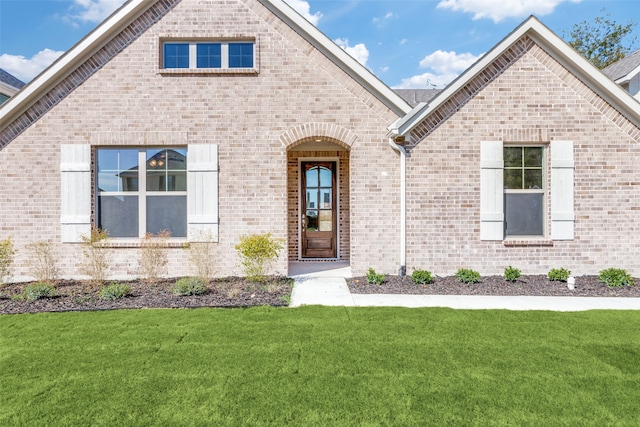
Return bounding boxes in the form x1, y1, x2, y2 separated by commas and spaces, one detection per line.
387, 136, 406, 276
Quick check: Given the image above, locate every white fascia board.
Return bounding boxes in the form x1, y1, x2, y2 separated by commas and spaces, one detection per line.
259, 0, 411, 116
614, 63, 640, 85
394, 16, 640, 136
0, 81, 21, 97
0, 0, 152, 127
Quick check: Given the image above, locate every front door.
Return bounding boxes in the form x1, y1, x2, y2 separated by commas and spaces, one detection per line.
302, 161, 337, 258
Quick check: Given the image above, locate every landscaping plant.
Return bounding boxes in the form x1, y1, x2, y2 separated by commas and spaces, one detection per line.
21, 283, 56, 301
188, 230, 217, 282
99, 283, 132, 301
139, 230, 171, 283
80, 228, 110, 286
504, 266, 521, 282
366, 268, 386, 285
0, 237, 15, 285
598, 268, 635, 288
173, 277, 208, 296
26, 240, 60, 284
411, 269, 433, 285
455, 268, 481, 284
548, 268, 571, 282
235, 233, 284, 282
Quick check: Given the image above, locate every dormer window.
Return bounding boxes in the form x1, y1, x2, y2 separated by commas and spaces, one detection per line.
162, 41, 254, 70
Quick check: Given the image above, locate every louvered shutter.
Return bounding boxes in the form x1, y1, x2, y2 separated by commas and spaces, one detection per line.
480, 141, 504, 240
187, 144, 219, 242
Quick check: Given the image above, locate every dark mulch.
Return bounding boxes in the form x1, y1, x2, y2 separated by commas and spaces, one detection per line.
348, 275, 640, 297
0, 277, 293, 315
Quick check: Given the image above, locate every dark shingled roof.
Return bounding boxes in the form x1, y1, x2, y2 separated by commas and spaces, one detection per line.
0, 68, 26, 90
602, 50, 640, 81
393, 89, 442, 107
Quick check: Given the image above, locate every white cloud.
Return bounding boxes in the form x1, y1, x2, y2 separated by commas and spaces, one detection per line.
373, 12, 396, 24
66, 0, 126, 25
0, 49, 65, 82
334, 38, 369, 67
394, 72, 460, 89
436, 0, 581, 23
395, 50, 482, 89
419, 50, 480, 74
284, 0, 322, 26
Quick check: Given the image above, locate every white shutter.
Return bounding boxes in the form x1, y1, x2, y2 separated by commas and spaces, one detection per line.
187, 144, 219, 242
551, 140, 575, 240
60, 144, 91, 243
480, 141, 504, 240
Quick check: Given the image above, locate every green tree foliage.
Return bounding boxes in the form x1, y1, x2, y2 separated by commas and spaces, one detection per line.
566, 11, 637, 69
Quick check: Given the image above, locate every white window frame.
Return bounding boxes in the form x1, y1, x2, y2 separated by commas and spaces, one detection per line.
503, 144, 546, 239
96, 148, 187, 239
161, 40, 256, 71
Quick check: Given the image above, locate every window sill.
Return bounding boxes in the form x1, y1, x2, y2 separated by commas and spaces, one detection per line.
159, 68, 258, 76
94, 239, 189, 249
503, 239, 553, 247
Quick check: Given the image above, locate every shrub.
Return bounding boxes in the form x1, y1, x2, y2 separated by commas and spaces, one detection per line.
598, 268, 635, 288
139, 230, 171, 283
189, 230, 217, 282
366, 268, 386, 285
411, 269, 433, 285
23, 283, 56, 301
504, 266, 521, 282
26, 240, 59, 284
235, 233, 284, 282
173, 277, 208, 296
548, 268, 571, 282
80, 228, 110, 286
99, 283, 132, 300
455, 268, 481, 284
0, 237, 15, 285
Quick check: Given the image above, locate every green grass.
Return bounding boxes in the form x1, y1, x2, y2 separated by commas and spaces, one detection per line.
2, 307, 640, 426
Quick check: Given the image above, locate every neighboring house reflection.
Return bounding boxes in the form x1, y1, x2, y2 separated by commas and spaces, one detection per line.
118, 149, 187, 191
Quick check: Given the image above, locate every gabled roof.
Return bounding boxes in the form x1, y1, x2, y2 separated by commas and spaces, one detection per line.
603, 49, 640, 83
389, 16, 640, 138
1, 0, 411, 135
0, 69, 26, 92
393, 89, 441, 108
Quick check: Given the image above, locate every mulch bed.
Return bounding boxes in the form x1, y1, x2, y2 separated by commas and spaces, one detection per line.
348, 275, 640, 297
0, 277, 293, 315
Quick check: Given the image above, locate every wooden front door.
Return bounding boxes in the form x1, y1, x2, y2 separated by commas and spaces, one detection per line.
302, 161, 337, 258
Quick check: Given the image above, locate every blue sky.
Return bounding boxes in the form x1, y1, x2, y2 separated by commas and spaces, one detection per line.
0, 0, 638, 88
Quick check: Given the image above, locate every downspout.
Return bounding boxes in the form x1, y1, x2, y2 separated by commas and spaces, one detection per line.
388, 137, 406, 276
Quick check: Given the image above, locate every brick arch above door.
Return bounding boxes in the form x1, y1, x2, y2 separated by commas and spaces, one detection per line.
280, 123, 358, 151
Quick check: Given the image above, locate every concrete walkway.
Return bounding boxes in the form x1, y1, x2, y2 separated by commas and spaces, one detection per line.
288, 262, 640, 311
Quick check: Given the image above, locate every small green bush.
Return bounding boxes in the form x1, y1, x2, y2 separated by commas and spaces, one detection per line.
411, 269, 433, 285
548, 268, 571, 282
23, 283, 56, 301
366, 268, 386, 285
504, 266, 521, 282
0, 237, 15, 285
235, 233, 284, 282
455, 268, 481, 284
598, 268, 635, 288
173, 277, 208, 296
99, 283, 132, 300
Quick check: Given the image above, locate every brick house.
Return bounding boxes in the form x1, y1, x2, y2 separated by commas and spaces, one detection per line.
1, 0, 639, 282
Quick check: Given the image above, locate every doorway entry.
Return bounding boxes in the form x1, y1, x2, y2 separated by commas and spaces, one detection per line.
301, 161, 337, 258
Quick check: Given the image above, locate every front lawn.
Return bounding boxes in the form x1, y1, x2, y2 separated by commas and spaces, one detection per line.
2, 307, 639, 426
